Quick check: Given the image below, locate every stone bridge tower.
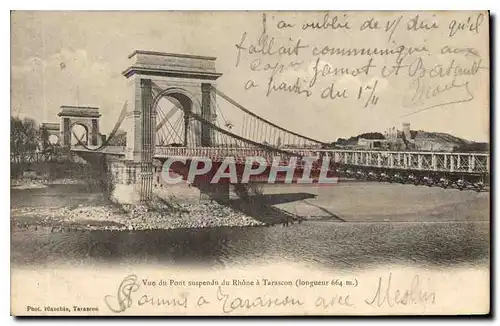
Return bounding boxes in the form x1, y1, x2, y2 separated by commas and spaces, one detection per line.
122, 50, 222, 162
40, 122, 61, 146
111, 50, 222, 204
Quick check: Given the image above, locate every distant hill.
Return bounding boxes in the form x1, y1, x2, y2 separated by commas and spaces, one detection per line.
412, 130, 468, 152
331, 130, 489, 152
412, 131, 489, 152
334, 132, 385, 146
453, 142, 489, 152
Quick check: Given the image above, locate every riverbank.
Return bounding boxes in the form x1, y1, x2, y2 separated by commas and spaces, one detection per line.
11, 196, 271, 232
11, 177, 88, 189
11, 178, 314, 231
11, 180, 490, 232
11, 182, 490, 271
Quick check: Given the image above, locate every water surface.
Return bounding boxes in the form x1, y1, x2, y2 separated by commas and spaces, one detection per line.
11, 183, 490, 270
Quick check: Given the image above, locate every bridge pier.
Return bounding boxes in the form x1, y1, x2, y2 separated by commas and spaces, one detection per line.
108, 160, 143, 204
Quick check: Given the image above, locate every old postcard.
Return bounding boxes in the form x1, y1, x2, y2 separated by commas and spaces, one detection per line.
10, 11, 490, 316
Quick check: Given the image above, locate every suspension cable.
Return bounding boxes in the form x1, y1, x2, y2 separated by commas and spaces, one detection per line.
156, 104, 180, 132
156, 106, 175, 145
188, 111, 304, 158
210, 93, 229, 126
158, 104, 183, 143
73, 101, 128, 151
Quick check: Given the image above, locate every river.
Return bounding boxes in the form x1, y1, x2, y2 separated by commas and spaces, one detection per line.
11, 183, 490, 270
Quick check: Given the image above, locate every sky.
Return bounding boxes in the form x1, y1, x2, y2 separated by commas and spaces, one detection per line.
11, 11, 490, 142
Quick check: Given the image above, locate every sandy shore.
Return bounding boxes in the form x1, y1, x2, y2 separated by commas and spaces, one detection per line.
10, 179, 308, 231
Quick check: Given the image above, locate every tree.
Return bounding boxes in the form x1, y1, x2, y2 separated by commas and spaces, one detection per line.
40, 125, 49, 150
11, 116, 41, 163
335, 138, 348, 145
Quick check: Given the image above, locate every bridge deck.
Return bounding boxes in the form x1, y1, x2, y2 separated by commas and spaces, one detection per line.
299, 149, 490, 174
153, 146, 490, 174
69, 146, 490, 175
71, 146, 126, 155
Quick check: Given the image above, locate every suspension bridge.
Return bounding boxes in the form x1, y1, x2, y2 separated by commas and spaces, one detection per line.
40, 50, 489, 204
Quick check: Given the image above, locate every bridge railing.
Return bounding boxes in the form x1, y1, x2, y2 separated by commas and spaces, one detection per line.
288, 149, 490, 174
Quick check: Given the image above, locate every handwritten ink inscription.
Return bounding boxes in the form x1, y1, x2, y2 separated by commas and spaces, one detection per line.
104, 273, 436, 314
233, 12, 488, 116
365, 273, 436, 308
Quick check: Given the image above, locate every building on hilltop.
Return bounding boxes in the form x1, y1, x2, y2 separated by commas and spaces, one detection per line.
334, 122, 473, 152
356, 138, 388, 150
382, 122, 416, 151
383, 122, 471, 152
